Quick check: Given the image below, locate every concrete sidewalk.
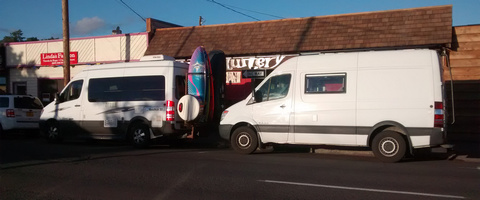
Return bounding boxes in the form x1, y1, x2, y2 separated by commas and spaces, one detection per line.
447, 142, 480, 163
312, 142, 480, 163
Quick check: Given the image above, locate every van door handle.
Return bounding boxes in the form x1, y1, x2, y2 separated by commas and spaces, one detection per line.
280, 104, 286, 108
75, 105, 80, 107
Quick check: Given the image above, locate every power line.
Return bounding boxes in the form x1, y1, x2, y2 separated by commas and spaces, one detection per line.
220, 2, 284, 19
118, 0, 146, 22
206, 0, 260, 21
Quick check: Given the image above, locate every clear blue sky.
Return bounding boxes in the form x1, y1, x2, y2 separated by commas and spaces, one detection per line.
0, 0, 479, 40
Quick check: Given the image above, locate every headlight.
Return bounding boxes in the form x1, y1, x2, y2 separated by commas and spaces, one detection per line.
220, 110, 228, 121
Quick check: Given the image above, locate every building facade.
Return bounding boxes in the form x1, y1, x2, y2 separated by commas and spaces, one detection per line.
3, 33, 148, 104
4, 6, 479, 141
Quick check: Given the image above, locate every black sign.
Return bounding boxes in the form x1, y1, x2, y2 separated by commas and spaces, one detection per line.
242, 70, 266, 78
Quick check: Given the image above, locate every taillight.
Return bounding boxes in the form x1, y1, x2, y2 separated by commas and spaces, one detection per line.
166, 100, 174, 121
434, 102, 444, 128
6, 109, 15, 118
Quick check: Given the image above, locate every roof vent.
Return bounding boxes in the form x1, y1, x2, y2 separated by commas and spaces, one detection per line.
140, 55, 175, 61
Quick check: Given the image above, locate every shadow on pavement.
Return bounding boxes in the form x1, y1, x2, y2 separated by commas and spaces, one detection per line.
0, 133, 225, 170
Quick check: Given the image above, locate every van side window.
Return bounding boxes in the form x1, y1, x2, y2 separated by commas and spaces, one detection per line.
256, 74, 291, 102
88, 76, 165, 102
305, 73, 346, 94
59, 80, 84, 102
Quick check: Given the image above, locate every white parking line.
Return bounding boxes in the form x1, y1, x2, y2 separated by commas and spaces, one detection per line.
259, 180, 465, 199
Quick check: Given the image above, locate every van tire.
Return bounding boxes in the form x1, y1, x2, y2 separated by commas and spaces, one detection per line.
372, 131, 407, 162
0, 124, 4, 139
46, 121, 63, 143
130, 123, 151, 148
231, 126, 258, 154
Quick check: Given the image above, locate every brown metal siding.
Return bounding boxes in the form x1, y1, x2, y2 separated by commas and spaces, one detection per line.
145, 5, 452, 58
446, 25, 480, 142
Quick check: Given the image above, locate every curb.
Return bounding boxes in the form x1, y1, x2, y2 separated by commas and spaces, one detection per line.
312, 147, 480, 163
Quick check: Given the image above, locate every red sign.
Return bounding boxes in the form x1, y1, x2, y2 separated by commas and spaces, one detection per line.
41, 52, 78, 66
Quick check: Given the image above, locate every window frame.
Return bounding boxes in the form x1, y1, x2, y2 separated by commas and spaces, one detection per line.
253, 74, 291, 103
87, 76, 166, 102
304, 73, 347, 94
58, 80, 84, 103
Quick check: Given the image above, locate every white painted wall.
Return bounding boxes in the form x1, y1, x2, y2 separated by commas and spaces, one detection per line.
5, 33, 148, 67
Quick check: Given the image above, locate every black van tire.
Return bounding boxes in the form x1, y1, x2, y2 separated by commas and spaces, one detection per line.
46, 120, 63, 143
372, 131, 407, 163
130, 123, 151, 148
231, 126, 258, 154
0, 124, 4, 139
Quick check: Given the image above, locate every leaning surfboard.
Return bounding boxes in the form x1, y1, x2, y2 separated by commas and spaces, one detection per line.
188, 46, 208, 101
178, 46, 213, 123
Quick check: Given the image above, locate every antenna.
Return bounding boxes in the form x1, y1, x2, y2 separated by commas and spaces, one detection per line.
199, 16, 206, 26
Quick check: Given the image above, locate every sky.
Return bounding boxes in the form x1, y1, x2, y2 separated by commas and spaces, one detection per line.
0, 0, 479, 40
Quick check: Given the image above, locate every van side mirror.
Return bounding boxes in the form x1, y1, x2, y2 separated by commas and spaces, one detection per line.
254, 91, 263, 103
55, 93, 61, 104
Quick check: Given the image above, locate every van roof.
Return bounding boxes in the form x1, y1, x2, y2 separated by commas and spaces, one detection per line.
82, 59, 188, 72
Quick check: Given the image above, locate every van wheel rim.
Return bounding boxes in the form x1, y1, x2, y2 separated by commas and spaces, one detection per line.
48, 126, 58, 139
238, 134, 251, 148
133, 130, 145, 144
379, 137, 398, 157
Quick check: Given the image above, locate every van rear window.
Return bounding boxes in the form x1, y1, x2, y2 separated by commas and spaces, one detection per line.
0, 97, 8, 107
14, 97, 43, 109
88, 76, 165, 102
305, 73, 346, 94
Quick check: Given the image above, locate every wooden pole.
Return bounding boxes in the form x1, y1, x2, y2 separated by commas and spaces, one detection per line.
62, 0, 70, 86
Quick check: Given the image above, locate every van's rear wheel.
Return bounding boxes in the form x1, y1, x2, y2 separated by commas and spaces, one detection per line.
231, 127, 258, 154
130, 123, 151, 148
46, 120, 63, 143
372, 131, 407, 162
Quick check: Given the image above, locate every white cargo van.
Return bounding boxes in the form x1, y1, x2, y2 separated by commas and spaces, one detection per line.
219, 49, 446, 162
40, 55, 189, 147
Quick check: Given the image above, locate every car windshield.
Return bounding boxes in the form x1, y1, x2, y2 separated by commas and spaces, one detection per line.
14, 96, 44, 109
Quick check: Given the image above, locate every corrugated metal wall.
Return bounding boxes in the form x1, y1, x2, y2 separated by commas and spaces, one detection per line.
5, 33, 148, 66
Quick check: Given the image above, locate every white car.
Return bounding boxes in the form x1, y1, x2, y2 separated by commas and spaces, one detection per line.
0, 95, 44, 136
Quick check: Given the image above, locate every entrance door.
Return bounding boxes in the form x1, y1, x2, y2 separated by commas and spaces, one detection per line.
38, 79, 64, 105
252, 73, 293, 143
12, 82, 27, 95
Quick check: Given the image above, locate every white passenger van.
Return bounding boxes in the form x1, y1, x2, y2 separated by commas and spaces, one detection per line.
219, 49, 446, 162
40, 55, 189, 147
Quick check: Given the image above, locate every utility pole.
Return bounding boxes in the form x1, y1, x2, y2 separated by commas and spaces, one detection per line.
62, 0, 70, 86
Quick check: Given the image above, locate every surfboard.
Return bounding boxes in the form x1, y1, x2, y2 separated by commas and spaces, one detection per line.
182, 46, 215, 123
188, 46, 208, 101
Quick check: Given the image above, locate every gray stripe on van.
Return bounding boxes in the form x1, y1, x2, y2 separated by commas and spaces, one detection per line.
258, 125, 437, 136
257, 125, 289, 133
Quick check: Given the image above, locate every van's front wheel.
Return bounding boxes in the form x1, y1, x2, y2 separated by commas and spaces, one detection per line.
372, 131, 407, 162
231, 127, 258, 154
130, 123, 151, 148
46, 120, 63, 143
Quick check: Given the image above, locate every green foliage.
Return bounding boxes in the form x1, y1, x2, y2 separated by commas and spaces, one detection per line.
26, 37, 39, 41
1, 29, 25, 42
1, 30, 55, 43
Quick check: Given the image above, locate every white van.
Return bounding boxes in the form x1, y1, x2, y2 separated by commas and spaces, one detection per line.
219, 49, 446, 162
40, 55, 189, 147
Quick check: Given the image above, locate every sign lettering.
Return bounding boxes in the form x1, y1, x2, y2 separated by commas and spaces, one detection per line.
226, 55, 294, 71
41, 52, 78, 66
